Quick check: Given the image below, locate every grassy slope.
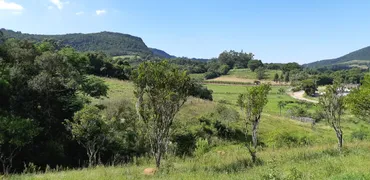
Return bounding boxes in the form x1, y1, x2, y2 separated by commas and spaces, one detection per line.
12, 78, 370, 180
226, 69, 282, 81
191, 69, 283, 83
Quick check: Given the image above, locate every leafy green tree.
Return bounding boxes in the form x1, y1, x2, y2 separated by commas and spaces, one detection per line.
278, 88, 285, 95
81, 76, 108, 98
101, 99, 143, 164
65, 106, 109, 167
284, 72, 290, 83
280, 73, 284, 82
218, 50, 253, 69
58, 47, 90, 73
301, 79, 317, 96
256, 67, 267, 80
347, 74, 370, 122
0, 116, 39, 174
316, 75, 333, 86
274, 73, 279, 83
319, 84, 345, 150
218, 64, 230, 75
282, 62, 301, 73
248, 60, 263, 72
278, 101, 287, 116
238, 84, 271, 163
189, 79, 213, 101
133, 61, 192, 168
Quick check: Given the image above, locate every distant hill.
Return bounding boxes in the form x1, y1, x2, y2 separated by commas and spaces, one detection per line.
305, 46, 370, 69
150, 48, 176, 59
0, 29, 152, 57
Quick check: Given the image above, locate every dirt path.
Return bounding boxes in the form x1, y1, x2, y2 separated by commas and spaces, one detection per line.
288, 90, 319, 104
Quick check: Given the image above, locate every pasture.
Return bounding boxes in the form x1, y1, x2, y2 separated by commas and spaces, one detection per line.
11, 78, 370, 180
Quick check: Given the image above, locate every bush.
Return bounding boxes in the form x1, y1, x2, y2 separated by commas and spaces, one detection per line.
189, 80, 213, 101
292, 86, 301, 92
351, 127, 370, 141
194, 138, 210, 157
267, 131, 312, 148
172, 132, 197, 156
287, 105, 309, 117
204, 71, 220, 80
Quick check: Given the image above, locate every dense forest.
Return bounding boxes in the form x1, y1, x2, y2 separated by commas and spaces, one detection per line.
1, 29, 153, 57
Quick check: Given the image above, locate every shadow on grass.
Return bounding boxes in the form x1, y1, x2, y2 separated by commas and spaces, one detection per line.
204, 158, 262, 174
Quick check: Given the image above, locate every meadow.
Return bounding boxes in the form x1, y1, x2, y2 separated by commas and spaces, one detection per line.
11, 77, 370, 180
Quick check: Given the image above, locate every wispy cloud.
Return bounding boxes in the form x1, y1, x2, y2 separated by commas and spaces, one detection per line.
96, 9, 106, 16
76, 11, 84, 16
0, 0, 24, 11
49, 0, 69, 10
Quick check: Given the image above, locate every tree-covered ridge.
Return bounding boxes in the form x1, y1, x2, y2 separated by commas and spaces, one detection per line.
305, 46, 370, 68
0, 29, 152, 57
150, 48, 176, 59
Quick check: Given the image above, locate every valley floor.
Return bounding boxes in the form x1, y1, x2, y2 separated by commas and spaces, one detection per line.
8, 78, 369, 180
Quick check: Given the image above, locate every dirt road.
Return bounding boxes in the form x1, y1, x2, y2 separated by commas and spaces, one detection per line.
288, 90, 319, 104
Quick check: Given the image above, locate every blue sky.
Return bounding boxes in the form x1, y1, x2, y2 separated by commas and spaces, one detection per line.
1, 0, 370, 64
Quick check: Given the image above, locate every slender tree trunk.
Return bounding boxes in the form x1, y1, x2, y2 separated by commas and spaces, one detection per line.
155, 148, 162, 168
336, 129, 343, 150
249, 119, 259, 163
252, 120, 259, 148
279, 107, 282, 116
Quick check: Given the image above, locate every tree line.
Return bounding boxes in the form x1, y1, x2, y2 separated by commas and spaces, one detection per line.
0, 35, 212, 174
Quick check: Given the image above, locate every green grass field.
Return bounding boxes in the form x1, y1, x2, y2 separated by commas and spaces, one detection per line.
227, 69, 282, 81
11, 78, 370, 180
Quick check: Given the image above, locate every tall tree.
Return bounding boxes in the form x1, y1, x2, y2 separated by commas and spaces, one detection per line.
238, 84, 271, 163
319, 84, 345, 150
347, 73, 370, 122
280, 73, 284, 83
248, 60, 263, 72
133, 61, 192, 168
301, 79, 317, 96
0, 116, 39, 174
274, 73, 279, 83
255, 67, 267, 80
278, 101, 287, 116
284, 72, 290, 83
65, 106, 109, 167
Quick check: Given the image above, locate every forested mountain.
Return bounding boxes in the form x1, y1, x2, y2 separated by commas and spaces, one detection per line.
150, 48, 176, 59
305, 46, 370, 68
0, 29, 152, 57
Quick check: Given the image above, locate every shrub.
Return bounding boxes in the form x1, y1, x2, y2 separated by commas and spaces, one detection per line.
351, 127, 370, 141
204, 71, 220, 80
292, 86, 301, 92
194, 138, 210, 157
287, 105, 309, 117
189, 80, 213, 101
267, 131, 312, 148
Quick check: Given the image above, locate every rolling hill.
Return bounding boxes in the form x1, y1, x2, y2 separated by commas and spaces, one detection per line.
150, 48, 176, 59
1, 28, 153, 57
305, 46, 370, 68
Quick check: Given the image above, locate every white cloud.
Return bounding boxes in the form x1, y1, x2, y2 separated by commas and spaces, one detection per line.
96, 9, 106, 15
76, 11, 84, 16
50, 0, 69, 10
0, 0, 24, 11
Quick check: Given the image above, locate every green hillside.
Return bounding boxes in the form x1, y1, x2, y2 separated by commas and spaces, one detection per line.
150, 48, 176, 59
305, 46, 370, 68
0, 28, 152, 56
